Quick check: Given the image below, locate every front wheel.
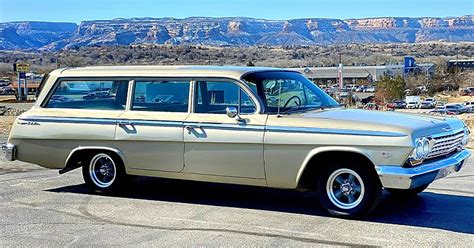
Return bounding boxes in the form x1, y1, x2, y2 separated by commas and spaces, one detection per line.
317, 162, 382, 218
82, 152, 126, 193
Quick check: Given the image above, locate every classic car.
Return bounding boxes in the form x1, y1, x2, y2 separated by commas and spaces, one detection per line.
2, 66, 471, 218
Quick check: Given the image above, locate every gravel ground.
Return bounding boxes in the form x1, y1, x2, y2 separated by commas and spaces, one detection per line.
0, 151, 473, 246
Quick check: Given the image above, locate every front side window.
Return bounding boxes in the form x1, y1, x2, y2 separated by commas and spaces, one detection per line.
45, 80, 129, 110
243, 71, 339, 113
195, 81, 256, 114
132, 80, 190, 112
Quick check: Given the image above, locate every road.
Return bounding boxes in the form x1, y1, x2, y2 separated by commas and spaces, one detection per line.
1, 151, 473, 246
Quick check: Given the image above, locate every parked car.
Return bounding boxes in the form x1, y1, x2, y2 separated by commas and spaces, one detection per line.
429, 107, 456, 116
365, 86, 375, 93
445, 103, 467, 115
436, 101, 446, 107
83, 91, 110, 100
406, 101, 420, 109
424, 98, 436, 107
460, 89, 474, 96
387, 100, 406, 109
464, 101, 474, 107
3, 66, 471, 218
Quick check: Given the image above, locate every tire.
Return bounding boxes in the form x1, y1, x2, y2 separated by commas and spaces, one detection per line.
317, 161, 382, 218
386, 184, 429, 197
82, 152, 126, 193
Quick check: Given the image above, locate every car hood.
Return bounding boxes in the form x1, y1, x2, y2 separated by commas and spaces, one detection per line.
291, 108, 465, 138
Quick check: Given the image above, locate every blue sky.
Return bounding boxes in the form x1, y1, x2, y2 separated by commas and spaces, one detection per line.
0, 0, 472, 23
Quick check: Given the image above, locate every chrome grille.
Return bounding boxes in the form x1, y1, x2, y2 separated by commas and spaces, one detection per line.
427, 130, 465, 159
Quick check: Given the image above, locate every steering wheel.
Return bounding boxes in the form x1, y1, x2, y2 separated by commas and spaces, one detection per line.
282, 95, 302, 110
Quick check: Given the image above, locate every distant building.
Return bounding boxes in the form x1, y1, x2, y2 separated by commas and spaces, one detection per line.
447, 59, 474, 70
290, 57, 435, 85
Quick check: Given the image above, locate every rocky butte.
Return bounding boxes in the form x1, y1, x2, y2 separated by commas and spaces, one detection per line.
0, 16, 472, 51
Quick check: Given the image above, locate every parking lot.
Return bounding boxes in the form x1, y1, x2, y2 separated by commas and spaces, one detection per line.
1, 150, 473, 246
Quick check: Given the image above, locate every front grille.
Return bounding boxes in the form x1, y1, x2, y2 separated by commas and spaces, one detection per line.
427, 130, 464, 159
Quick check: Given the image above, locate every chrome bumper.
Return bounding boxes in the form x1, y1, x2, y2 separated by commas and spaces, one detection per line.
376, 149, 471, 189
1, 143, 16, 161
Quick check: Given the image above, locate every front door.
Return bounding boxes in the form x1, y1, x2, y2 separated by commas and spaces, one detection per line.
183, 80, 266, 179
115, 79, 191, 172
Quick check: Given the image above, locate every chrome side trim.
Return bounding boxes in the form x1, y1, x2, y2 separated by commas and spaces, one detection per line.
19, 116, 117, 125
19, 116, 182, 128
184, 122, 265, 132
265, 126, 407, 137
19, 115, 408, 137
376, 149, 471, 189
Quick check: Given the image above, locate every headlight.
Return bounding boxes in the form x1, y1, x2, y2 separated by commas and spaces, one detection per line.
422, 138, 431, 157
409, 137, 433, 165
414, 140, 424, 160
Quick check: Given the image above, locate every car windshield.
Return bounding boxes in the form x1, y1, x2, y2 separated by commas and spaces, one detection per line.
243, 71, 340, 113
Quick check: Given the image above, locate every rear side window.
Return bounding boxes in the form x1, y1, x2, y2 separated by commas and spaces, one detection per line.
45, 80, 129, 110
132, 80, 190, 112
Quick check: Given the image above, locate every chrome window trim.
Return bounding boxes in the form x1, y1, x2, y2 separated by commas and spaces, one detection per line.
130, 78, 193, 113
191, 77, 261, 115
40, 76, 134, 108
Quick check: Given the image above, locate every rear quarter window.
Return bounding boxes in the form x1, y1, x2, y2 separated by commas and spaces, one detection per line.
44, 80, 129, 110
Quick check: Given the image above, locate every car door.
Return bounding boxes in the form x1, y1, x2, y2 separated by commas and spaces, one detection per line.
115, 79, 191, 172
183, 79, 266, 179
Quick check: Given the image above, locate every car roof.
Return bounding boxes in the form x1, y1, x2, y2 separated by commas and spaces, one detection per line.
52, 65, 295, 80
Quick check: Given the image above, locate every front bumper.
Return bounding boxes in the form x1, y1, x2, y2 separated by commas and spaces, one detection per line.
376, 149, 471, 189
1, 143, 16, 161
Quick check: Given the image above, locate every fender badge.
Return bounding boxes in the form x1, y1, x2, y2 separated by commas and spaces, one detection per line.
381, 151, 392, 158
18, 121, 40, 126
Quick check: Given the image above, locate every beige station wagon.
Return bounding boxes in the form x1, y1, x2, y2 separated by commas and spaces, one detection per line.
3, 66, 471, 218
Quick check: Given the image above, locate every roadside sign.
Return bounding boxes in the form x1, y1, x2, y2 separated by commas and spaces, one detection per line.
13, 63, 30, 72
19, 72, 26, 79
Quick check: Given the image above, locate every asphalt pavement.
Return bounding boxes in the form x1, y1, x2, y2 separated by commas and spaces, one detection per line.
1, 151, 473, 246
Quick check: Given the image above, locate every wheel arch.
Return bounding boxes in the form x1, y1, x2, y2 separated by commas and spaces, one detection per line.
60, 146, 127, 174
296, 146, 378, 190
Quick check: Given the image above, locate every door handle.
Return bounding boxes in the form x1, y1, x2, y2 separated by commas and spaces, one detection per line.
185, 125, 202, 134
118, 121, 132, 126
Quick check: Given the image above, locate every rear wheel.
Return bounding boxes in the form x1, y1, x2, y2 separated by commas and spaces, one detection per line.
317, 161, 382, 218
82, 152, 126, 193
386, 184, 429, 197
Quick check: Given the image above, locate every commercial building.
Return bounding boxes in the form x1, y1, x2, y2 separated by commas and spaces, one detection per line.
290, 57, 435, 85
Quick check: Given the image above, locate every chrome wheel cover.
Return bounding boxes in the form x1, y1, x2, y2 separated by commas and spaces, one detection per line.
326, 168, 365, 209
89, 153, 116, 188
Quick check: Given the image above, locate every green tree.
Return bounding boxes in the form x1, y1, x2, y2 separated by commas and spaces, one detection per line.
375, 76, 405, 103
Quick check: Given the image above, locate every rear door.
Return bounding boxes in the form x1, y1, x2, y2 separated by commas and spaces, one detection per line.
115, 79, 191, 172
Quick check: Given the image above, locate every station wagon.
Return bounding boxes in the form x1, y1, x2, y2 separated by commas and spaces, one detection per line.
3, 66, 471, 218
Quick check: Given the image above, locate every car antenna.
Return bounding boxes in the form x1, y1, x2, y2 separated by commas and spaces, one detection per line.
277, 80, 282, 117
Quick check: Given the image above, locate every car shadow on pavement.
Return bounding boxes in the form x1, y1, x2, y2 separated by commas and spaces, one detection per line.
47, 176, 474, 235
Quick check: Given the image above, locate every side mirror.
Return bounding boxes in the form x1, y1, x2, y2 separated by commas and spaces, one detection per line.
226, 106, 238, 119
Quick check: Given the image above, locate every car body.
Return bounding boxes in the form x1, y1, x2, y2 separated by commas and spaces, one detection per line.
420, 98, 436, 109
445, 103, 467, 115
419, 101, 433, 109
364, 86, 375, 93
464, 101, 474, 108
460, 89, 474, 96
387, 100, 406, 109
406, 101, 419, 109
2, 66, 471, 218
429, 107, 456, 116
